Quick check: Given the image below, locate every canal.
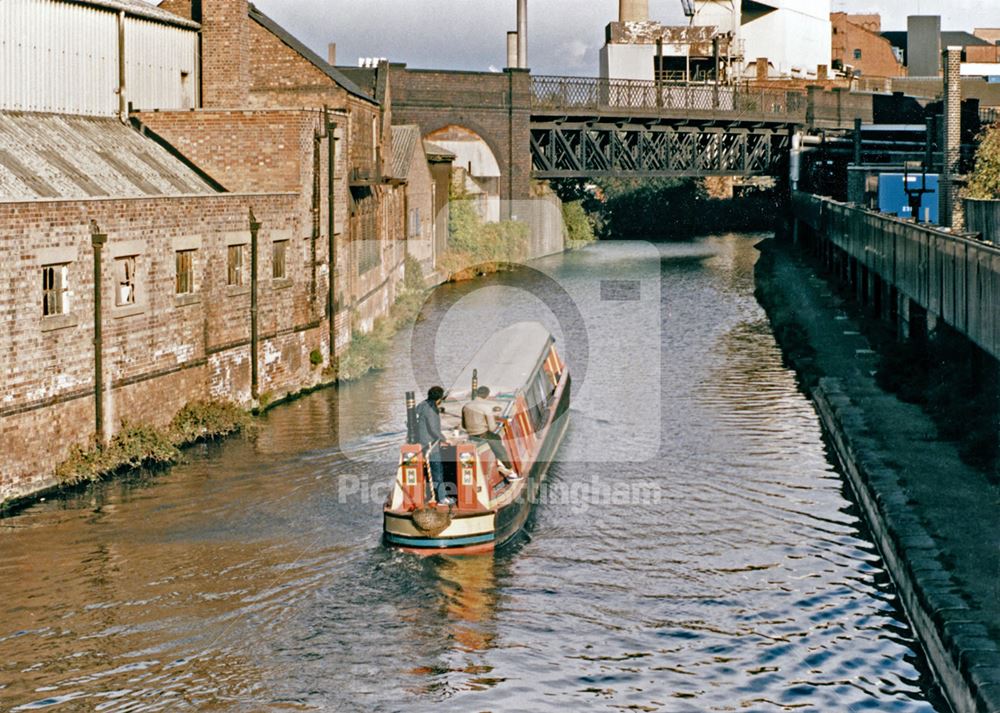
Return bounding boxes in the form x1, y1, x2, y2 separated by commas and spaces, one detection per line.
0, 237, 948, 712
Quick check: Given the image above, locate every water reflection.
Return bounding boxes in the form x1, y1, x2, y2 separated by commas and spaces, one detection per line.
0, 237, 947, 712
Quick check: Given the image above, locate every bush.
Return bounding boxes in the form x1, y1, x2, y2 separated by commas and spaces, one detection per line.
403, 253, 426, 292
56, 423, 180, 485
171, 399, 254, 443
562, 200, 596, 243
966, 122, 1000, 199
443, 185, 529, 277
309, 348, 323, 366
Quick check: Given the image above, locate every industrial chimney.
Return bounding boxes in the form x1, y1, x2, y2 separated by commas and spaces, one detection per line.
619, 0, 649, 22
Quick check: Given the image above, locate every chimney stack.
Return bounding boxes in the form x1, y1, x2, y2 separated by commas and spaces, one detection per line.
328, 43, 337, 66
619, 0, 649, 23
507, 31, 518, 69
200, 0, 250, 107
517, 0, 527, 68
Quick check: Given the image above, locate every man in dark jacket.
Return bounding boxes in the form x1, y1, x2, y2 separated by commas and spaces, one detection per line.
415, 386, 450, 503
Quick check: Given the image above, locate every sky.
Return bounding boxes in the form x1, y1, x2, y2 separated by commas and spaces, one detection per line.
234, 1, 1000, 77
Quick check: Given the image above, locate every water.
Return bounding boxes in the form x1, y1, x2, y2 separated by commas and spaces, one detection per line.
0, 236, 948, 712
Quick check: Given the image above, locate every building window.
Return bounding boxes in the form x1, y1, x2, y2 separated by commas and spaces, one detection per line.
227, 244, 245, 286
358, 237, 380, 274
176, 249, 195, 295
115, 256, 136, 306
42, 264, 70, 316
853, 48, 862, 60
272, 240, 287, 279
408, 208, 421, 238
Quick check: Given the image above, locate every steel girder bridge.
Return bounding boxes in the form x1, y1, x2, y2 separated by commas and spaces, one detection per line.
529, 75, 804, 179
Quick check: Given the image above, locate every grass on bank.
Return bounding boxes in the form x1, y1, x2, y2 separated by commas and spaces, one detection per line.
326, 254, 428, 383
55, 400, 255, 486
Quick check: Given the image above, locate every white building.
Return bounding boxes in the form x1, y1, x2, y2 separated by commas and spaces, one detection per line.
692, 0, 831, 78
600, 0, 832, 82
0, 0, 200, 118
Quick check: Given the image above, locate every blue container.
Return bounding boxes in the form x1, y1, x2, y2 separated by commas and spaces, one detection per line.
877, 173, 939, 224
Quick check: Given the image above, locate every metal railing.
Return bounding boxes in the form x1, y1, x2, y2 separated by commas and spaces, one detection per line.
531, 75, 807, 121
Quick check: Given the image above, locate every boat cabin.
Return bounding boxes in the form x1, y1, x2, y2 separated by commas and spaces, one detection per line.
388, 322, 567, 512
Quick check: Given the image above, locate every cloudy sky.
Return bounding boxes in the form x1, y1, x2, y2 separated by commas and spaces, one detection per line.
241, 1, 1000, 76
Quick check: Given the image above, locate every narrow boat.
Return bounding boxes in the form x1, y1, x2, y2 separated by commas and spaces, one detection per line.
383, 321, 571, 555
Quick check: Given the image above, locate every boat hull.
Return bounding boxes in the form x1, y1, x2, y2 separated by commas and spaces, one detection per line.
383, 374, 570, 555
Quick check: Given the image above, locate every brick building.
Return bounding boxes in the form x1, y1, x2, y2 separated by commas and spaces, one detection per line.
0, 0, 444, 505
389, 125, 441, 277
152, 0, 409, 334
0, 111, 313, 503
831, 13, 905, 78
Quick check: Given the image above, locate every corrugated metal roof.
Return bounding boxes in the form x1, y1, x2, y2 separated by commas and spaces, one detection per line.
424, 140, 456, 161
247, 4, 374, 103
389, 125, 421, 180
100, 0, 199, 28
0, 112, 215, 201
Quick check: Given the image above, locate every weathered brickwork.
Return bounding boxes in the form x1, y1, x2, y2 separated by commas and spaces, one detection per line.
830, 13, 905, 79
0, 192, 332, 503
402, 141, 438, 272
200, 0, 251, 106
0, 0, 442, 505
380, 66, 534, 209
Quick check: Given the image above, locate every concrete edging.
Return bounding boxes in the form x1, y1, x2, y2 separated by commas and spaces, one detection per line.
812, 378, 1000, 713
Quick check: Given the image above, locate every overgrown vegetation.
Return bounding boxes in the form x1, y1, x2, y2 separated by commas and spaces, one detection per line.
439, 185, 529, 279
55, 400, 255, 486
172, 399, 255, 443
562, 200, 597, 243
328, 264, 428, 383
551, 177, 778, 240
965, 121, 1000, 199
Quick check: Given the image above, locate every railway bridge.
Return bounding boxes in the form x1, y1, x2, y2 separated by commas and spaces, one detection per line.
344, 64, 865, 214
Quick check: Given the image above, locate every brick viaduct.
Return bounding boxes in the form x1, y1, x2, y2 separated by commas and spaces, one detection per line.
377, 65, 535, 216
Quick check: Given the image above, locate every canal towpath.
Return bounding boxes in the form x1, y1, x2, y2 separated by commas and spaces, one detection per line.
755, 238, 1000, 713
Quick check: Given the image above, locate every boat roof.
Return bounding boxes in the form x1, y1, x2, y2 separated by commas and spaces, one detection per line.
448, 322, 555, 398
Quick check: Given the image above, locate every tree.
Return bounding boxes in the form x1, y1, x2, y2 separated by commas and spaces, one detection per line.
966, 122, 1000, 199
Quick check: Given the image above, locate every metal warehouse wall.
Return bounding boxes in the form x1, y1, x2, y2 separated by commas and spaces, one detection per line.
0, 0, 198, 117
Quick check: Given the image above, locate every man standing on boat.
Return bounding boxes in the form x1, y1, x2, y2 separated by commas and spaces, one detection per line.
463, 386, 519, 479
415, 386, 451, 504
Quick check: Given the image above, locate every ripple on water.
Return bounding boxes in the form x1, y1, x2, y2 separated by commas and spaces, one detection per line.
0, 237, 946, 712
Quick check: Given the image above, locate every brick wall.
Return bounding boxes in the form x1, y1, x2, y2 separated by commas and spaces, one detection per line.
387, 66, 533, 208
831, 13, 905, 78
200, 0, 251, 107
403, 142, 437, 272
0, 192, 332, 504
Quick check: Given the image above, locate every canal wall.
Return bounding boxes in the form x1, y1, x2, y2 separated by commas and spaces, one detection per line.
755, 239, 1000, 713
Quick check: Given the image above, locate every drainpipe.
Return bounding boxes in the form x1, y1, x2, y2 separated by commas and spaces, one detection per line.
327, 108, 339, 357
853, 117, 863, 166
117, 11, 127, 122
311, 130, 321, 304
656, 37, 664, 108
249, 208, 261, 401
91, 222, 107, 443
